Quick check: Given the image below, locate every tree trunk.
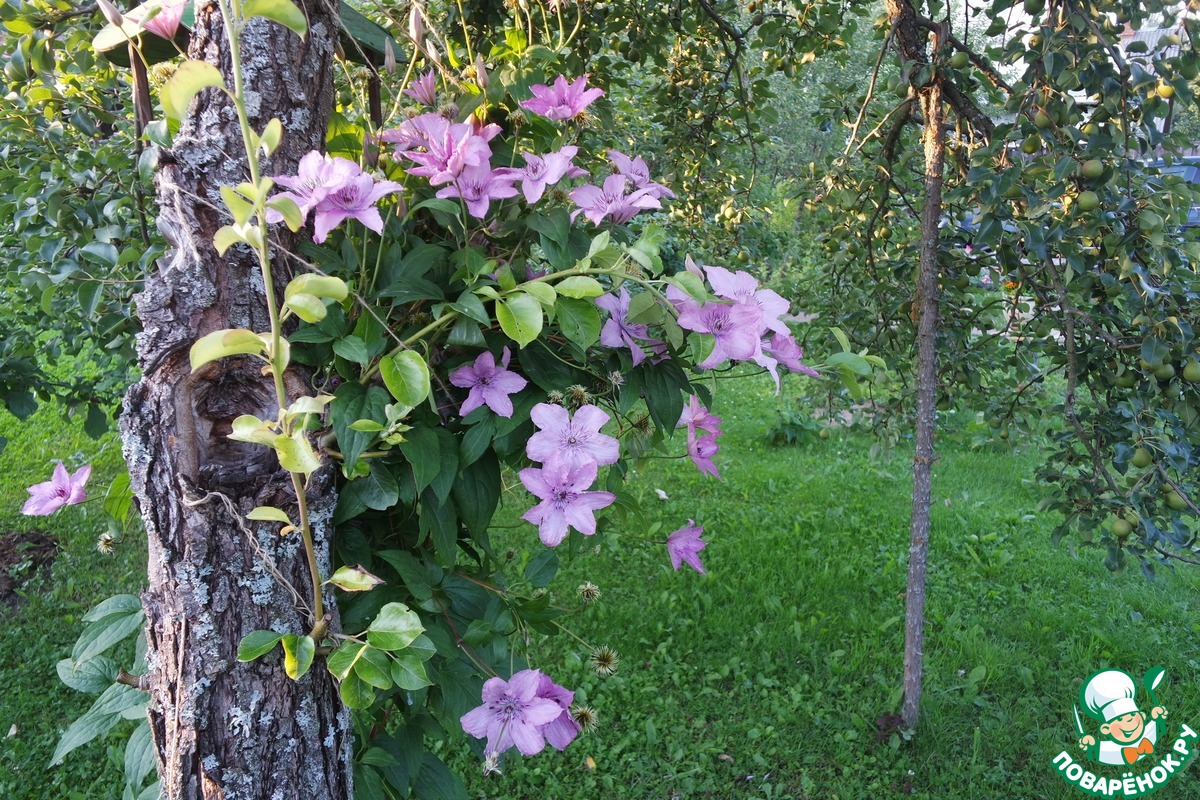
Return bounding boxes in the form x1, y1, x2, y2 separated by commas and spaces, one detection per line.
900, 37, 946, 731
119, 0, 351, 796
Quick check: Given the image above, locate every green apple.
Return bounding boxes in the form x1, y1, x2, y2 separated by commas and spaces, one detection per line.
1081, 159, 1105, 180
1182, 359, 1200, 382
1131, 447, 1152, 469
1077, 191, 1100, 212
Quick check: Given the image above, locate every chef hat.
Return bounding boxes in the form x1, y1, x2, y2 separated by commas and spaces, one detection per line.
1081, 670, 1139, 722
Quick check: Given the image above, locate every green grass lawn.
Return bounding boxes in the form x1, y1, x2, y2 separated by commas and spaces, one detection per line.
3, 381, 1199, 800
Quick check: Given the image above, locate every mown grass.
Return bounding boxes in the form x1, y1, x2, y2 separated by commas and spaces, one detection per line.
449, 381, 1200, 799
0, 406, 137, 800
3, 380, 1200, 800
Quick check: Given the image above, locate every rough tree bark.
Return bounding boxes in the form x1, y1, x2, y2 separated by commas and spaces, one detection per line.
118, 0, 352, 796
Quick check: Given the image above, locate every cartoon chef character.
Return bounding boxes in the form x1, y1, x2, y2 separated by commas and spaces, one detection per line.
1076, 669, 1168, 766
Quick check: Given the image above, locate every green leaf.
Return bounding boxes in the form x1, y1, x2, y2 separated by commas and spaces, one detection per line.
328, 564, 385, 592
229, 414, 277, 446
355, 461, 399, 511
333, 335, 369, 365
190, 329, 265, 370
213, 225, 243, 255
331, 384, 390, 474
123, 721, 156, 794
162, 60, 225, 121
354, 646, 393, 690
83, 595, 142, 622
56, 656, 118, 694
259, 118, 283, 155
452, 451, 499, 536
327, 641, 368, 681
274, 431, 322, 476
243, 0, 307, 37
555, 297, 601, 351
51, 684, 148, 765
267, 196, 303, 231
399, 425, 440, 493
237, 630, 285, 661
555, 275, 605, 298
368, 602, 424, 651
524, 548, 559, 588
281, 634, 315, 680
84, 403, 108, 438
339, 670, 376, 709
380, 351, 431, 407
73, 605, 145, 665
521, 281, 557, 307
390, 653, 432, 690
496, 292, 543, 347
247, 506, 290, 523
668, 272, 707, 302
286, 273, 348, 301
220, 185, 254, 226
413, 753, 469, 800
104, 473, 133, 525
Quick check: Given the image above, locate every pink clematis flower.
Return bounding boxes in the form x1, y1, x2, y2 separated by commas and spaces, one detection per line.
595, 288, 665, 366
383, 114, 499, 186
677, 396, 723, 478
536, 673, 581, 751
515, 146, 586, 204
569, 174, 661, 226
520, 74, 604, 120
519, 460, 615, 547
607, 149, 676, 200
460, 670, 563, 758
23, 462, 91, 516
269, 151, 359, 219
435, 162, 520, 219
129, 0, 186, 40
704, 264, 791, 337
674, 295, 764, 369
526, 403, 620, 471
311, 172, 402, 243
450, 347, 528, 417
666, 520, 709, 575
403, 69, 438, 106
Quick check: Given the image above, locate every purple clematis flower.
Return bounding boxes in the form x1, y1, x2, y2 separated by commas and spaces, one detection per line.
526, 403, 620, 471
460, 670, 563, 758
515, 146, 586, 204
678, 396, 723, 478
666, 520, 708, 575
704, 265, 791, 336
536, 673, 581, 751
687, 433, 721, 479
520, 74, 605, 120
403, 69, 438, 106
675, 298, 764, 369
607, 149, 676, 200
23, 462, 91, 516
756, 330, 821, 390
450, 348, 528, 417
519, 460, 615, 547
312, 172, 402, 243
269, 151, 359, 219
435, 162, 520, 219
569, 174, 661, 226
595, 288, 665, 366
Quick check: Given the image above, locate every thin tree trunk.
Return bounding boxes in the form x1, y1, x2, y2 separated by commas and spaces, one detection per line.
119, 0, 351, 796
901, 38, 946, 731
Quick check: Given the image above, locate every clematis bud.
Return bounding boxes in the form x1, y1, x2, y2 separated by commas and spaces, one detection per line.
408, 4, 424, 43
383, 38, 397, 75
474, 53, 488, 90
97, 0, 124, 27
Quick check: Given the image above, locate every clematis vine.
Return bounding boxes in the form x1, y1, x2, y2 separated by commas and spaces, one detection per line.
23, 462, 91, 516
526, 403, 619, 471
666, 520, 709, 575
450, 347, 528, 417
519, 460, 615, 547
520, 74, 604, 120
